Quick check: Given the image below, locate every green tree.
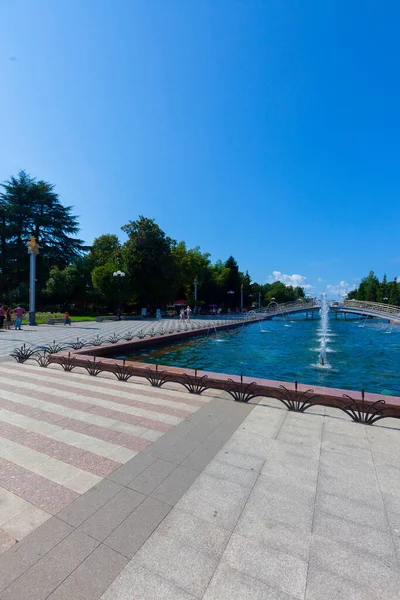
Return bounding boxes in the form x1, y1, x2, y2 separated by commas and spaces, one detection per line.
88, 234, 121, 269
121, 216, 175, 306
0, 170, 86, 300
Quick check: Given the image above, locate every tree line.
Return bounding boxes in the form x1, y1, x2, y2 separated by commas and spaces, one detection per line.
0, 171, 305, 312
347, 271, 400, 306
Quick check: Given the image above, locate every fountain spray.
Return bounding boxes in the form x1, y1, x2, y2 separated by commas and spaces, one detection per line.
318, 293, 329, 366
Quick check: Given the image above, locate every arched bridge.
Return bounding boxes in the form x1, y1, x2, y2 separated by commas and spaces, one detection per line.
249, 299, 400, 322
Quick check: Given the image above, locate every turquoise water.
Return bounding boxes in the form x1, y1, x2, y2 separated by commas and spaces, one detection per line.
127, 318, 400, 396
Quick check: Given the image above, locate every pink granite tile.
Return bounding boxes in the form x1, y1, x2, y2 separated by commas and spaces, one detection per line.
55, 417, 92, 432
82, 425, 120, 443
0, 421, 27, 442
0, 457, 79, 513
111, 433, 151, 452
13, 431, 51, 452
0, 529, 16, 554
138, 416, 172, 432
72, 453, 120, 477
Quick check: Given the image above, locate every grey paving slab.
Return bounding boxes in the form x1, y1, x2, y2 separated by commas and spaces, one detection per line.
101, 564, 196, 600
176, 472, 251, 530
383, 490, 400, 516
317, 468, 383, 508
386, 511, 400, 537
203, 563, 296, 600
132, 531, 218, 598
0, 517, 73, 593
106, 453, 157, 486
221, 532, 308, 600
204, 458, 259, 488
1, 530, 99, 600
261, 456, 319, 491
305, 563, 359, 600
156, 508, 231, 560
57, 479, 123, 527
375, 462, 400, 495
316, 491, 388, 532
150, 465, 199, 506
47, 544, 128, 600
322, 430, 370, 450
309, 534, 400, 599
79, 488, 145, 541
236, 506, 312, 561
320, 448, 375, 473
214, 447, 266, 472
222, 430, 274, 459
105, 496, 171, 558
313, 509, 397, 563
128, 459, 177, 495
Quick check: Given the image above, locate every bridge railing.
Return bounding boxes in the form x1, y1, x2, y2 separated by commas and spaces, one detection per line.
251, 300, 318, 315
343, 299, 400, 318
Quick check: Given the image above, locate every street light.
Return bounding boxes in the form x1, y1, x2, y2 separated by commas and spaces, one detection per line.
240, 284, 244, 312
113, 270, 125, 320
227, 290, 234, 312
194, 277, 198, 302
383, 297, 388, 303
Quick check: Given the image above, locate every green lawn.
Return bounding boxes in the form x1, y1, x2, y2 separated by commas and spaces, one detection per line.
21, 312, 98, 324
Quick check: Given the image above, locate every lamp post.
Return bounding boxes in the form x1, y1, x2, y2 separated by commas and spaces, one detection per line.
383, 296, 388, 303
240, 284, 244, 312
194, 277, 198, 302
113, 270, 125, 320
27, 237, 39, 326
258, 291, 261, 309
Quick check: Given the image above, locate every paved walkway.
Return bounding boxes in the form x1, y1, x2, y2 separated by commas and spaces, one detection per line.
101, 404, 400, 600
0, 317, 231, 361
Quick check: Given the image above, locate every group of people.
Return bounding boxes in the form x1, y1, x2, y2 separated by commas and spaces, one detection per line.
179, 305, 192, 321
0, 304, 26, 330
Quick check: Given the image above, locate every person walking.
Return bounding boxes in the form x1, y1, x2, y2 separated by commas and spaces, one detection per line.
13, 305, 26, 330
64, 312, 71, 326
186, 305, 192, 321
5, 306, 12, 330
0, 305, 4, 329
179, 308, 185, 321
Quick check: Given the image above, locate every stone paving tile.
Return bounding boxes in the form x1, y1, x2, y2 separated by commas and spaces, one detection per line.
104, 497, 171, 558
0, 517, 73, 593
176, 472, 251, 530
214, 447, 265, 472
1, 529, 99, 600
203, 563, 295, 600
316, 491, 388, 532
57, 479, 123, 527
101, 564, 196, 600
157, 508, 231, 560
309, 534, 400, 599
79, 488, 145, 541
221, 532, 308, 600
150, 465, 200, 506
0, 487, 31, 525
0, 530, 16, 553
2, 505, 51, 541
47, 544, 128, 600
0, 457, 79, 514
106, 452, 157, 486
204, 458, 259, 489
313, 509, 397, 563
128, 458, 176, 495
132, 531, 218, 598
64, 471, 102, 494
236, 506, 312, 561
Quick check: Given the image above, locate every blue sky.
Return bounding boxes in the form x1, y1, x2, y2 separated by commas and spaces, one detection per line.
1, 0, 400, 298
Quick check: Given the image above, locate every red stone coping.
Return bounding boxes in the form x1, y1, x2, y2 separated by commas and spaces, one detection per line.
50, 321, 400, 418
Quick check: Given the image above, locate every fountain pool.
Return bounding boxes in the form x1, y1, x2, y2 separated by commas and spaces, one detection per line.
126, 318, 400, 395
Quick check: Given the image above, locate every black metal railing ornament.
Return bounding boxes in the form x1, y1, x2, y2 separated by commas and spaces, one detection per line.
274, 381, 320, 412
181, 370, 209, 395
224, 375, 261, 403
35, 351, 51, 368
337, 390, 399, 425
159, 327, 166, 336
144, 364, 169, 387
105, 333, 121, 344
112, 359, 134, 382
45, 340, 67, 354
83, 357, 104, 376
148, 328, 156, 337
89, 335, 104, 346
68, 337, 89, 350
137, 330, 146, 339
59, 352, 77, 372
10, 344, 40, 363
122, 331, 135, 341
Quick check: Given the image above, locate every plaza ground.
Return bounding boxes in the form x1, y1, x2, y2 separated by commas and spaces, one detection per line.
0, 320, 399, 599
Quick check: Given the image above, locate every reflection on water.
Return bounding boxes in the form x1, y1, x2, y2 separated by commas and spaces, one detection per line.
126, 319, 400, 395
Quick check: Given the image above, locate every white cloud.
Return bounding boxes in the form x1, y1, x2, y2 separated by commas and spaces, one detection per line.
268, 271, 313, 290
316, 277, 324, 283
326, 280, 356, 296
396, 276, 400, 283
